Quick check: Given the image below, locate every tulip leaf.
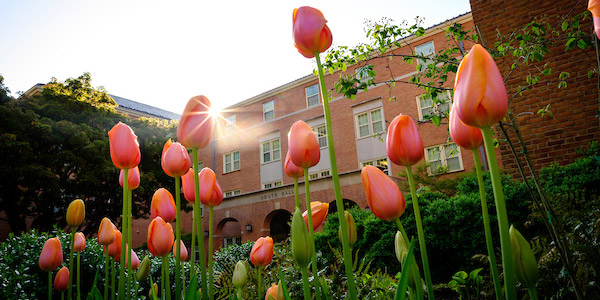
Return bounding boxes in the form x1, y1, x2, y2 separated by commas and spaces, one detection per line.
186, 274, 198, 300
278, 267, 293, 300
395, 239, 416, 300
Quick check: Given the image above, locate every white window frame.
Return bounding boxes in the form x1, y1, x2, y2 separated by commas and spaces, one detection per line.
262, 180, 283, 190
424, 143, 464, 175
263, 100, 274, 122
223, 236, 242, 247
355, 107, 385, 139
224, 189, 241, 198
223, 150, 240, 173
416, 91, 451, 121
415, 41, 435, 67
312, 124, 328, 148
355, 65, 374, 85
261, 138, 281, 164
225, 114, 236, 135
308, 169, 330, 180
305, 84, 320, 107
360, 157, 391, 175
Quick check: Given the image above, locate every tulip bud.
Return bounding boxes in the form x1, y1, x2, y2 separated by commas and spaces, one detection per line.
147, 216, 174, 257
291, 208, 312, 268
338, 211, 357, 248
449, 105, 483, 150
361, 165, 406, 221
161, 139, 192, 178
136, 256, 151, 282
250, 236, 274, 267
107, 230, 122, 259
177, 95, 215, 149
108, 122, 141, 169
119, 167, 141, 190
181, 168, 197, 203
386, 114, 424, 166
54, 266, 69, 292
232, 260, 248, 288
292, 6, 333, 58
73, 232, 86, 252
302, 201, 329, 231
394, 231, 408, 264
284, 152, 304, 178
148, 282, 159, 298
288, 121, 320, 169
172, 240, 189, 261
98, 217, 116, 245
66, 199, 85, 227
150, 188, 176, 223
198, 168, 223, 207
265, 283, 280, 300
510, 225, 539, 288
39, 237, 63, 272
125, 245, 140, 269
277, 280, 285, 300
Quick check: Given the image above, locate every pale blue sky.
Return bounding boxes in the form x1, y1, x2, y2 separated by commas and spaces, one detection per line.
0, 0, 471, 113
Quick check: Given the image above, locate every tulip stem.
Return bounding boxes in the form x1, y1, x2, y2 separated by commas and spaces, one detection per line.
175, 176, 182, 299
473, 150, 502, 300
395, 219, 424, 300
294, 178, 301, 209
303, 168, 322, 300
111, 259, 116, 300
162, 255, 171, 300
208, 206, 215, 300
406, 166, 434, 300
192, 147, 208, 300
300, 267, 312, 300
528, 287, 538, 300
127, 188, 133, 300
119, 168, 129, 300
237, 287, 243, 300
68, 231, 75, 300
77, 252, 81, 300
48, 271, 52, 300
133, 282, 138, 300
257, 267, 263, 300
481, 126, 517, 300
314, 51, 358, 300
103, 249, 109, 300
191, 195, 196, 274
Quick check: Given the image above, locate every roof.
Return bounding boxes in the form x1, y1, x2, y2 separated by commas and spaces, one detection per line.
109, 94, 180, 120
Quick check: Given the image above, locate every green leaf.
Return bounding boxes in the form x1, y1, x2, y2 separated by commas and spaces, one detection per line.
277, 267, 293, 300
561, 20, 568, 31
577, 38, 591, 50
186, 274, 198, 300
432, 115, 441, 127
394, 239, 416, 300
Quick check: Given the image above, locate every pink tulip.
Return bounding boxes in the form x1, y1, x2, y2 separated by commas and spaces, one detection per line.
303, 202, 330, 231
54, 266, 69, 292
39, 237, 63, 272
250, 237, 273, 267
386, 114, 424, 166
177, 95, 215, 149
125, 245, 140, 269
150, 188, 176, 223
449, 105, 483, 150
147, 216, 174, 257
108, 122, 141, 169
98, 217, 116, 245
161, 139, 192, 178
173, 240, 189, 261
107, 230, 122, 260
119, 166, 141, 190
589, 0, 600, 39
284, 152, 304, 178
361, 165, 406, 221
288, 121, 320, 169
198, 168, 223, 207
181, 168, 197, 203
73, 232, 86, 252
292, 6, 333, 58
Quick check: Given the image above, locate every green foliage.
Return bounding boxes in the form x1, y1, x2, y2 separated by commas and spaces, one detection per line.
447, 268, 484, 300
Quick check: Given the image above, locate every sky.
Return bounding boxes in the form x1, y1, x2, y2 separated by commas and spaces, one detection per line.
0, 0, 471, 114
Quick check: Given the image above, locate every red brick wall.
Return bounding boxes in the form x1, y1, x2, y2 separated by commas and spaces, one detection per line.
469, 0, 600, 176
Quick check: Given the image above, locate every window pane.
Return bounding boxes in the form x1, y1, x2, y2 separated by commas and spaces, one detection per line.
371, 109, 382, 122
306, 84, 318, 97
445, 144, 459, 158
416, 41, 434, 56
420, 96, 433, 108
427, 147, 441, 160
307, 95, 319, 106
264, 111, 274, 121
372, 120, 384, 134
357, 113, 368, 126
233, 151, 240, 161
263, 152, 270, 163
447, 157, 460, 171
274, 181, 282, 187
234, 190, 241, 195
273, 149, 280, 160
321, 170, 330, 177
225, 162, 231, 173
318, 136, 327, 147
199, 161, 204, 169
234, 160, 240, 170
309, 173, 319, 180
263, 101, 274, 111
272, 139, 280, 150
361, 161, 374, 167
430, 161, 442, 173
359, 125, 370, 137
316, 126, 327, 147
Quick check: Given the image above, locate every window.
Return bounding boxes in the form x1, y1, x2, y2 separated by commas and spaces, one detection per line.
198, 161, 204, 170
312, 125, 327, 148
356, 65, 374, 85
263, 100, 274, 122
224, 236, 242, 247
355, 108, 384, 138
425, 143, 463, 175
417, 91, 451, 120
223, 151, 240, 173
262, 180, 283, 190
361, 158, 390, 175
308, 169, 331, 180
415, 41, 435, 67
306, 84, 320, 107
261, 138, 281, 164
225, 115, 236, 135
224, 190, 241, 198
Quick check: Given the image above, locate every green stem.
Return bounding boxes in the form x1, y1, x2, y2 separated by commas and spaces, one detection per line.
303, 168, 321, 300
126, 188, 132, 300
118, 168, 128, 299
191, 194, 196, 275
162, 255, 171, 300
300, 267, 312, 300
175, 176, 182, 299
192, 147, 208, 300
473, 150, 502, 300
62, 292, 64, 300
528, 287, 538, 300
208, 206, 214, 300
104, 249, 109, 300
481, 126, 517, 300
161, 259, 165, 300
257, 267, 263, 300
111, 259, 116, 300
314, 51, 357, 300
406, 166, 434, 300
294, 178, 300, 209
394, 219, 423, 300
48, 271, 52, 300
77, 252, 81, 300
68, 231, 75, 300
133, 282, 138, 300
237, 287, 243, 300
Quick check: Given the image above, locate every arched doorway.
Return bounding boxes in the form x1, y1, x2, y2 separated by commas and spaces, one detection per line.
264, 209, 292, 243
328, 199, 359, 214
216, 218, 241, 248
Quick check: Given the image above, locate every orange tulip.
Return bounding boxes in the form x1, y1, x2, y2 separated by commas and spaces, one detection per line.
98, 217, 116, 245
453, 44, 507, 128
161, 139, 192, 177
292, 6, 333, 58
386, 114, 424, 166
125, 245, 140, 269
265, 283, 280, 300
302, 201, 330, 231
73, 232, 86, 252
250, 236, 273, 267
361, 165, 406, 221
449, 105, 483, 150
108, 122, 141, 169
66, 199, 85, 227
181, 168, 197, 203
150, 188, 176, 223
198, 168, 223, 207
288, 121, 320, 168
173, 240, 189, 261
54, 266, 69, 292
284, 152, 304, 178
119, 166, 141, 190
39, 237, 63, 272
147, 216, 175, 257
589, 0, 600, 39
107, 230, 122, 259
177, 95, 215, 149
